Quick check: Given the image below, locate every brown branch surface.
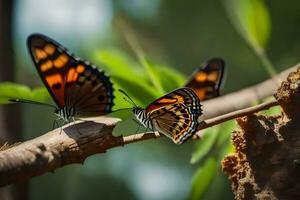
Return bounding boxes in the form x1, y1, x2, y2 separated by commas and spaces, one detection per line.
222, 67, 300, 199
0, 117, 122, 186
0, 64, 298, 187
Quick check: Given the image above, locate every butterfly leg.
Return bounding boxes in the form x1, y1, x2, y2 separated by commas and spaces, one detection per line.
145, 123, 155, 133
59, 120, 64, 134
145, 125, 149, 133
132, 118, 142, 134
70, 117, 76, 126
52, 119, 58, 130
148, 121, 157, 136
56, 118, 65, 134
136, 124, 142, 134
52, 118, 62, 130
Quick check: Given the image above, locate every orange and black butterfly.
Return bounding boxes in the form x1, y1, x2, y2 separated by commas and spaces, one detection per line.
185, 58, 225, 101
13, 34, 114, 123
121, 87, 202, 144
123, 58, 224, 144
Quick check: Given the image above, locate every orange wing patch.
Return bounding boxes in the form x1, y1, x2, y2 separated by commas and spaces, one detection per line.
146, 95, 184, 112
157, 98, 177, 104
193, 89, 206, 100
172, 94, 184, 103
66, 68, 82, 83
45, 74, 63, 88
76, 65, 85, 73
195, 72, 208, 82
44, 44, 56, 55
40, 60, 53, 72
53, 54, 68, 68
66, 68, 76, 82
34, 49, 47, 61
45, 74, 65, 107
207, 71, 218, 82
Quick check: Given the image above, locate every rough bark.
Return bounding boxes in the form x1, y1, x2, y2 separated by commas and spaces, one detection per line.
0, 117, 121, 186
222, 67, 300, 199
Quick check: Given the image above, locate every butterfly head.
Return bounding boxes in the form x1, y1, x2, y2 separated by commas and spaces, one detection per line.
118, 89, 151, 128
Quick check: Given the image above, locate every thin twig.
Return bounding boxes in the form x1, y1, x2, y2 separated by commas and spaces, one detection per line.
202, 63, 299, 119
122, 99, 280, 144
200, 100, 279, 129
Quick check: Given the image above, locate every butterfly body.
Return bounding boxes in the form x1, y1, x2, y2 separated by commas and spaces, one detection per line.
54, 106, 76, 123
133, 87, 202, 144
133, 107, 152, 129
27, 34, 114, 123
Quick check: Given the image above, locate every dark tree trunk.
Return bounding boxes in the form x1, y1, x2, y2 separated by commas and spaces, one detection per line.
0, 1, 28, 199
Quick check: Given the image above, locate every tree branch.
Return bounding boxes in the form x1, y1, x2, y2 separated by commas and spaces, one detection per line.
0, 63, 299, 187
202, 62, 299, 119
123, 99, 280, 143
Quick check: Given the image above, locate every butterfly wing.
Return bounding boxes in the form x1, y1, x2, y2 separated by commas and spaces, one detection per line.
185, 58, 225, 101
27, 33, 114, 115
146, 88, 202, 144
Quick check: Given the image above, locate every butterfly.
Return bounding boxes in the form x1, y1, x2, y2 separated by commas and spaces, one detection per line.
185, 58, 225, 101
22, 33, 114, 123
128, 87, 202, 144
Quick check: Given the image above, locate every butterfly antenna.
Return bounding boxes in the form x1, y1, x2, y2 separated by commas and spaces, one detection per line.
118, 89, 137, 107
111, 107, 132, 113
122, 97, 134, 106
9, 98, 56, 109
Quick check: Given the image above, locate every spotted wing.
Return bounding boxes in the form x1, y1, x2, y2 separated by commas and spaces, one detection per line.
146, 88, 202, 144
185, 58, 225, 101
27, 33, 114, 115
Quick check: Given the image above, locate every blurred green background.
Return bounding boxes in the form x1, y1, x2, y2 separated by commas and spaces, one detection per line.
0, 0, 299, 200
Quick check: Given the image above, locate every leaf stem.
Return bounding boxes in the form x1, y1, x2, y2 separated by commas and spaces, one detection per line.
118, 20, 165, 94
222, 0, 277, 78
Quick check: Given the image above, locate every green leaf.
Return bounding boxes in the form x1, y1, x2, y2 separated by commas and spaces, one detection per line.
190, 120, 237, 164
249, 0, 271, 47
190, 126, 220, 164
223, 0, 276, 78
110, 76, 157, 107
119, 26, 165, 94
93, 49, 144, 79
261, 104, 281, 116
0, 82, 50, 104
139, 56, 165, 94
201, 166, 234, 199
93, 48, 183, 106
224, 0, 271, 47
188, 122, 236, 200
152, 65, 186, 92
93, 48, 160, 107
216, 120, 236, 148
188, 158, 217, 200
